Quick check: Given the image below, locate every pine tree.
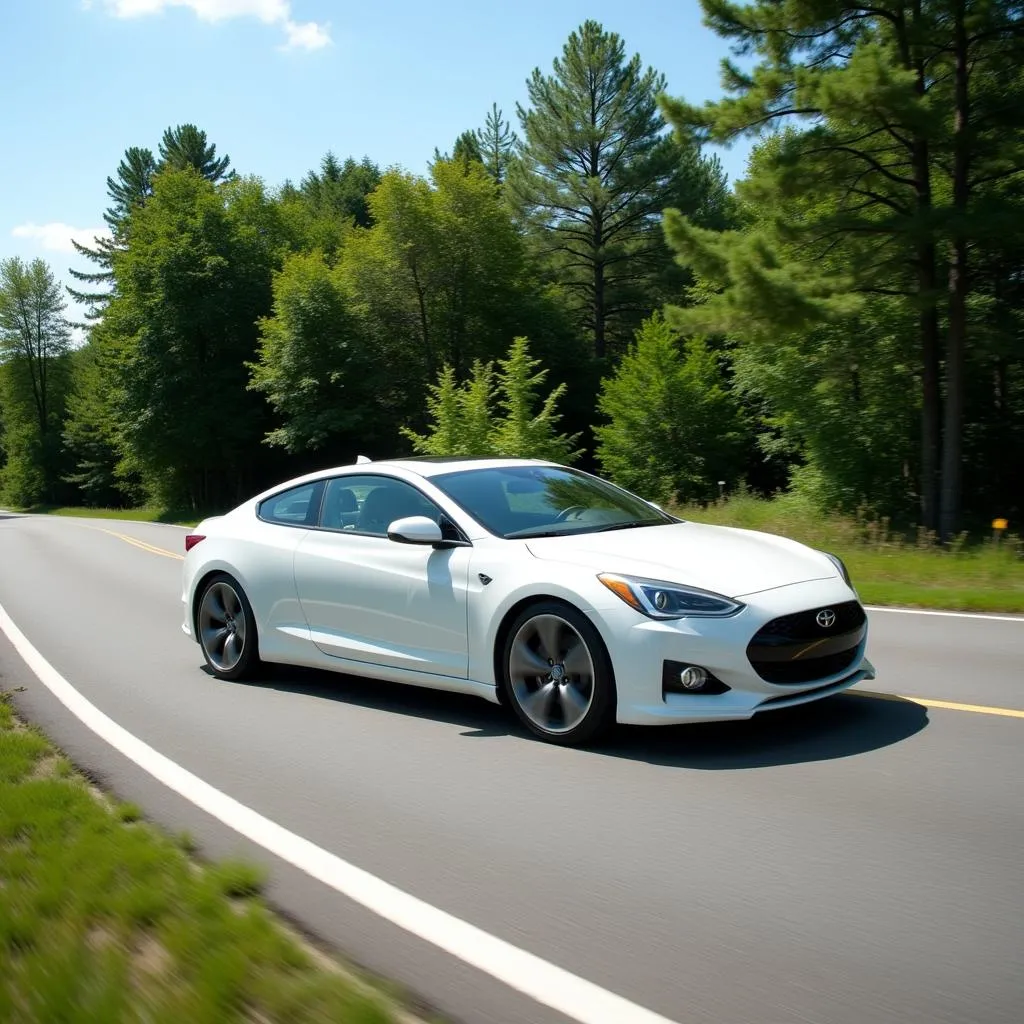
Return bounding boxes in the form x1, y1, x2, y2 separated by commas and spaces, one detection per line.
68, 126, 234, 320
490, 337, 581, 462
402, 338, 580, 461
299, 153, 381, 228
507, 20, 706, 361
594, 313, 745, 503
68, 147, 156, 320
659, 0, 1024, 537
158, 123, 233, 182
401, 365, 490, 457
475, 104, 517, 185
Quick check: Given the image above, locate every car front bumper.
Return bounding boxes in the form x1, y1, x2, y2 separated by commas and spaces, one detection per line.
590, 577, 876, 726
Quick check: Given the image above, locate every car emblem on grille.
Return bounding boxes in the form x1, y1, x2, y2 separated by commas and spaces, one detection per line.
816, 608, 837, 629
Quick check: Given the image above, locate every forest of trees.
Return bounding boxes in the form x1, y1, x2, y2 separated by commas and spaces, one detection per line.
1, 7, 1022, 540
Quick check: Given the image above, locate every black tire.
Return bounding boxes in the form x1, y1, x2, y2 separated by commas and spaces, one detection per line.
499, 599, 616, 746
196, 572, 260, 681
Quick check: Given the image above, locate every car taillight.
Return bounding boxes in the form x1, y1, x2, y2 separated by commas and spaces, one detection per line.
184, 534, 206, 552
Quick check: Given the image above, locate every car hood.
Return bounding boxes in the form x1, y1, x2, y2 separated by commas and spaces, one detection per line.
524, 522, 837, 598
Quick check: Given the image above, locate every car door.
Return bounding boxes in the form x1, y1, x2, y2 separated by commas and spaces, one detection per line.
247, 478, 325, 642
291, 473, 471, 678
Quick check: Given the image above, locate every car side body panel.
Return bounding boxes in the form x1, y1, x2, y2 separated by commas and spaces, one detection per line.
181, 458, 875, 735
293, 529, 472, 677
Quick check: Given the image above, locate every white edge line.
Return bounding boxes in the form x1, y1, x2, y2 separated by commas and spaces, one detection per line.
864, 605, 1024, 623
0, 601, 678, 1024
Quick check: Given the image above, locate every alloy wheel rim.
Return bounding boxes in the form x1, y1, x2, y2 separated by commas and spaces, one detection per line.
508, 614, 595, 734
198, 581, 247, 673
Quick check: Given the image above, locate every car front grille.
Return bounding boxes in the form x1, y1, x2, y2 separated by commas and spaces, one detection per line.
746, 601, 866, 685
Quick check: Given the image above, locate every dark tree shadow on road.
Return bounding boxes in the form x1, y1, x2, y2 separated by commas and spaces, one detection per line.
212, 662, 928, 770
601, 692, 928, 769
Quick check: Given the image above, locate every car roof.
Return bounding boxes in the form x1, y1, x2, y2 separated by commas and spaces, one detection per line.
246, 456, 558, 505
375, 456, 555, 478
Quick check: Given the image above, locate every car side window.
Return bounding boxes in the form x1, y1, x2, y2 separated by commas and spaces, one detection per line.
257, 481, 324, 527
319, 475, 449, 538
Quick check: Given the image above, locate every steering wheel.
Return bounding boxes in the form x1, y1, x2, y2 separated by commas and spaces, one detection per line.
554, 505, 587, 522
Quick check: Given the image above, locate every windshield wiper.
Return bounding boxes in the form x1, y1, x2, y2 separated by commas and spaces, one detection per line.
506, 528, 569, 539
509, 518, 669, 539
595, 519, 668, 533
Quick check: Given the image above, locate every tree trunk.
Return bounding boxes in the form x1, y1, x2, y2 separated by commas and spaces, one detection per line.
919, 255, 941, 533
941, 240, 967, 542
593, 259, 606, 361
409, 259, 434, 378
592, 204, 606, 361
904, 4, 940, 533
939, 0, 970, 543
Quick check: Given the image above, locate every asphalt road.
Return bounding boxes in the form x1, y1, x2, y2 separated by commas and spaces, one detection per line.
1, 510, 1022, 1024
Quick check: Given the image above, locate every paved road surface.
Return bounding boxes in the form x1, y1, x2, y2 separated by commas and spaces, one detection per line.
1, 511, 1021, 1024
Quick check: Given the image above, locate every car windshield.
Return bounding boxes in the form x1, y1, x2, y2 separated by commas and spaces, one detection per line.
429, 465, 678, 539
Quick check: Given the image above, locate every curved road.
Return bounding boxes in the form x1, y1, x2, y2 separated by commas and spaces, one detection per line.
1, 511, 1022, 1024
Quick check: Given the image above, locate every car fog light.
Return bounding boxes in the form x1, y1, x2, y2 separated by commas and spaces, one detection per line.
679, 666, 708, 690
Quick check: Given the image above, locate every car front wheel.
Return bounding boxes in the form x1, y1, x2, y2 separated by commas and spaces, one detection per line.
501, 600, 615, 746
196, 573, 260, 681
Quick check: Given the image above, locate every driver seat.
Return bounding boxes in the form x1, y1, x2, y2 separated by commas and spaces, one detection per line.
357, 486, 425, 534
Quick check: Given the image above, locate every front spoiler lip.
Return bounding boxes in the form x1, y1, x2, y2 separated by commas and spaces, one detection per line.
618, 658, 876, 725
754, 662, 874, 711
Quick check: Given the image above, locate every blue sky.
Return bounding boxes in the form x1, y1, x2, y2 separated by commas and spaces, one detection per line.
1, 0, 754, 313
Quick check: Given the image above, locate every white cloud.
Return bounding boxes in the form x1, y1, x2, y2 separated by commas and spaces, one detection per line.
11, 222, 112, 254
281, 17, 331, 50
95, 0, 331, 49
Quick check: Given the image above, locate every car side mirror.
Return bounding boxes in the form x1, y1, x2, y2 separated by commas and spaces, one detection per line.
386, 515, 444, 545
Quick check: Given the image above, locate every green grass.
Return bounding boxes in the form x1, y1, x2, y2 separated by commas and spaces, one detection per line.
675, 492, 1024, 614
0, 692, 417, 1024
17, 494, 1024, 613
14, 505, 202, 528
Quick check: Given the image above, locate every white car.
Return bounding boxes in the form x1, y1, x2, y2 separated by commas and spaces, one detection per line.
181, 457, 875, 745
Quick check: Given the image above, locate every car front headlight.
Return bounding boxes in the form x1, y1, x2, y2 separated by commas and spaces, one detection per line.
597, 573, 744, 620
822, 551, 853, 587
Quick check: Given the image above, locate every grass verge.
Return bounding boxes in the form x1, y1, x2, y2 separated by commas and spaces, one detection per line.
15, 496, 1024, 613
0, 692, 426, 1023
14, 505, 202, 528
675, 492, 1024, 614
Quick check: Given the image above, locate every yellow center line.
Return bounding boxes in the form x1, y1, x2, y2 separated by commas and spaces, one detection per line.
87, 525, 185, 561
852, 688, 1024, 720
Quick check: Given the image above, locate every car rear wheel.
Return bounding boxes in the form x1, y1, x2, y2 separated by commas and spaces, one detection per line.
197, 573, 259, 681
501, 601, 615, 746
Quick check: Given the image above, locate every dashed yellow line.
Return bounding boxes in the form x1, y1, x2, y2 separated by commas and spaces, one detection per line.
89, 525, 184, 561
853, 689, 1024, 720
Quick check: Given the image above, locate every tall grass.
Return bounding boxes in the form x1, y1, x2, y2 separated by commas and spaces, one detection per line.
0, 693, 405, 1023
17, 505, 201, 527
674, 491, 1024, 613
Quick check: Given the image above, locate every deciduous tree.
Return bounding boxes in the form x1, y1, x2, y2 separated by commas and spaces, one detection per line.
105, 170, 282, 509
248, 251, 379, 454
0, 257, 73, 503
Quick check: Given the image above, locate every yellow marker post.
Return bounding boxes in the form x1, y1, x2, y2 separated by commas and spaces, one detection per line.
992, 517, 1008, 545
